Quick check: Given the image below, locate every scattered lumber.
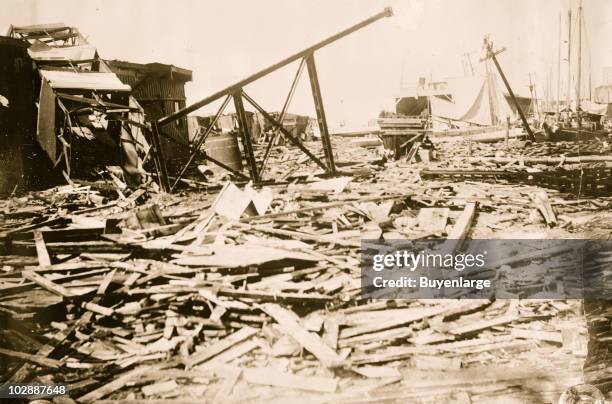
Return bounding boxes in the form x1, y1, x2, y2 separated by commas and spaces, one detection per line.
0, 137, 606, 401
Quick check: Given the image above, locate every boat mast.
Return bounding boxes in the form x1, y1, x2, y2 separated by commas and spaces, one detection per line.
576, 0, 582, 123
533, 74, 539, 116
566, 9, 572, 111
529, 73, 535, 116
548, 67, 553, 112
557, 12, 561, 114
485, 60, 498, 125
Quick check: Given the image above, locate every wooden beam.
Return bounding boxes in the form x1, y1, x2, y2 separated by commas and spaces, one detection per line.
0, 347, 61, 368
260, 303, 344, 367
183, 327, 257, 368
447, 202, 477, 240
22, 270, 73, 298
78, 365, 167, 403
243, 367, 338, 393
33, 230, 51, 266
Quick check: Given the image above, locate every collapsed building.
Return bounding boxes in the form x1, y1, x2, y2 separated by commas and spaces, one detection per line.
2, 23, 152, 195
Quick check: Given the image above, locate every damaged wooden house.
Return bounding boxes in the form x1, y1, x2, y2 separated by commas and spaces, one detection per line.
2, 23, 155, 193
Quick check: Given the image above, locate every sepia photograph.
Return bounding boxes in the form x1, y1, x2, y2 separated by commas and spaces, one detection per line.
0, 0, 610, 402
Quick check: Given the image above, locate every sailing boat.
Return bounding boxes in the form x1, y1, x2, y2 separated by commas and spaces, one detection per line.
550, 0, 608, 140
388, 67, 524, 143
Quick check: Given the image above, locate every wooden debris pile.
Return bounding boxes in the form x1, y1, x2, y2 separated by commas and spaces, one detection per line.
0, 136, 610, 402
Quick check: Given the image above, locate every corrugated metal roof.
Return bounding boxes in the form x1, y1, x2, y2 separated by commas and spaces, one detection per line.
108, 60, 192, 82
40, 70, 131, 91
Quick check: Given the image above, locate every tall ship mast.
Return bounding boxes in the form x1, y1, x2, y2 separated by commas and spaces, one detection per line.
552, 0, 608, 140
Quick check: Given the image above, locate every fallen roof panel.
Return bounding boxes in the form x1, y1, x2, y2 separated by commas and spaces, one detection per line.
40, 70, 131, 91
28, 43, 96, 62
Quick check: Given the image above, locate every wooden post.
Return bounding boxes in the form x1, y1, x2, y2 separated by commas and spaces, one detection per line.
505, 116, 510, 147
484, 37, 535, 141
150, 122, 171, 192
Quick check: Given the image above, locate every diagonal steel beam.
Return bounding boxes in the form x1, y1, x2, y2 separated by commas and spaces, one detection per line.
259, 57, 306, 176
157, 8, 393, 127
171, 94, 232, 191
306, 53, 335, 173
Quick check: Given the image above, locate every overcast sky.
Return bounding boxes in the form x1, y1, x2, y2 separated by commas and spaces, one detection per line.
3, 0, 612, 127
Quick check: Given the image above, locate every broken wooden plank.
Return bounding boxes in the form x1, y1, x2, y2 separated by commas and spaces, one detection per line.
323, 317, 340, 350
83, 302, 114, 317
466, 155, 612, 165
240, 194, 411, 222
78, 364, 168, 403
142, 380, 178, 397
183, 326, 257, 368
350, 346, 436, 365
243, 367, 338, 393
25, 262, 107, 273
172, 244, 317, 268
33, 230, 51, 266
449, 314, 518, 335
198, 339, 259, 370
511, 328, 563, 344
260, 303, 344, 367
352, 365, 401, 378
447, 202, 476, 239
218, 287, 333, 304
240, 223, 361, 248
0, 347, 61, 368
22, 270, 74, 298
340, 305, 449, 339
339, 326, 413, 348
4, 217, 71, 237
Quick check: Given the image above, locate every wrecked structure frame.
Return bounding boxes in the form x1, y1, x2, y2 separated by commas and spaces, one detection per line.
153, 7, 394, 192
